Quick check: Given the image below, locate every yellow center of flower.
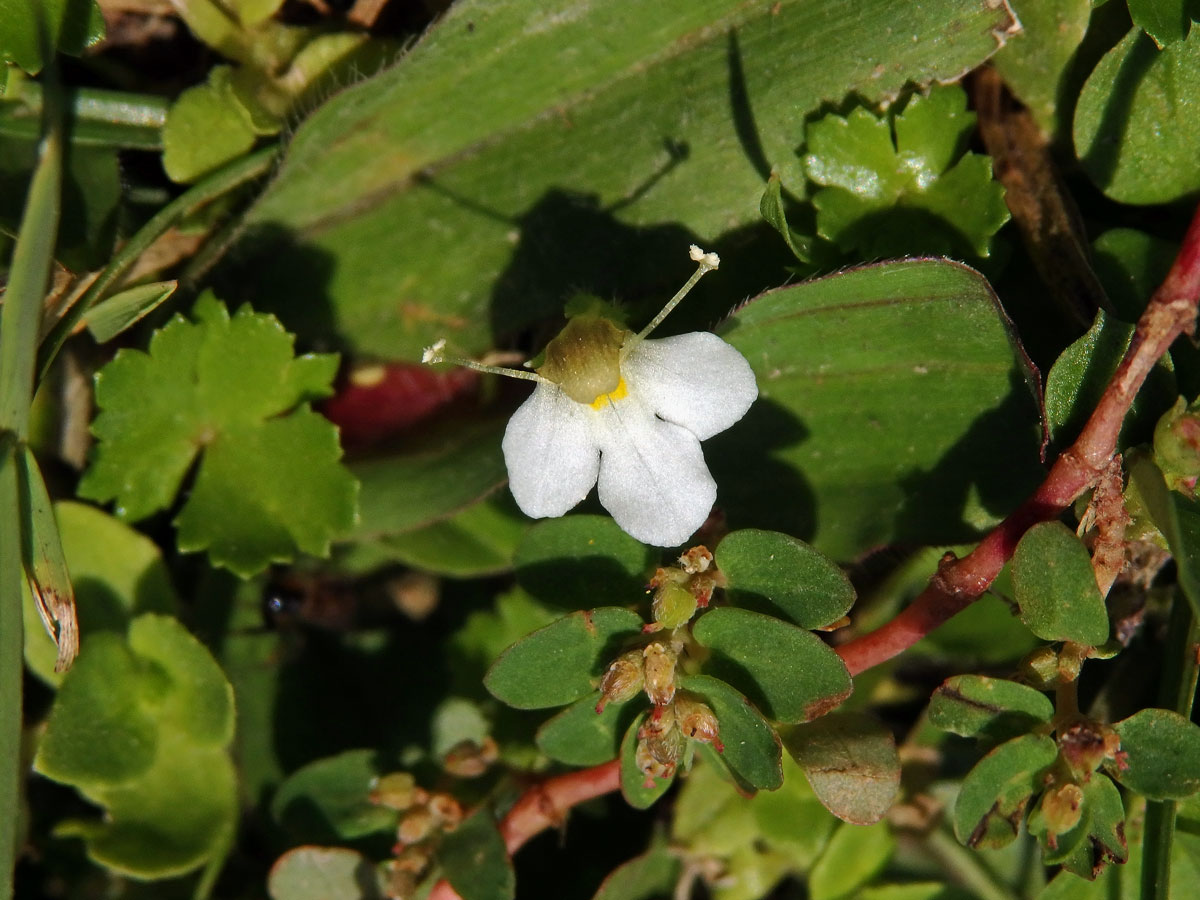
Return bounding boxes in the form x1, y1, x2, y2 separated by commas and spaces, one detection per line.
589, 378, 628, 409
537, 314, 629, 404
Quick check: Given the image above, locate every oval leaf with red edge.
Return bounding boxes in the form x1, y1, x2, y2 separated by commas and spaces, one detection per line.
786, 712, 900, 825
1011, 522, 1109, 646
692, 608, 851, 723
954, 733, 1058, 849
536, 691, 631, 766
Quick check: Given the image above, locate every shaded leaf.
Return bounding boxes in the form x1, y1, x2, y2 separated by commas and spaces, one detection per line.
715, 529, 855, 629
786, 712, 900, 825
537, 692, 630, 766
716, 258, 1041, 560
679, 674, 782, 791
441, 809, 515, 900
1111, 708, 1200, 799
953, 733, 1058, 849
23, 501, 178, 687
1075, 27, 1200, 204
759, 173, 813, 264
1055, 775, 1128, 880
592, 840, 680, 900
270, 750, 396, 843
0, 0, 105, 73
34, 615, 237, 878
515, 515, 654, 609
484, 608, 644, 709
162, 66, 261, 184
928, 675, 1054, 742
227, 0, 1018, 360
1130, 0, 1193, 46
1044, 309, 1175, 446
1011, 522, 1109, 646
692, 608, 851, 723
808, 821, 894, 900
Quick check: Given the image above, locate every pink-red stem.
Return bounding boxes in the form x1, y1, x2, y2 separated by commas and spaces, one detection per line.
431, 201, 1200, 900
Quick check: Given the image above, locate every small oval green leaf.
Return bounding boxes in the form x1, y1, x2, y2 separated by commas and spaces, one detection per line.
440, 809, 515, 900
1011, 522, 1109, 646
929, 675, 1054, 741
716, 529, 855, 629
954, 733, 1058, 849
267, 846, 384, 900
484, 608, 644, 709
692, 607, 851, 723
1112, 708, 1200, 799
536, 692, 631, 766
679, 674, 782, 791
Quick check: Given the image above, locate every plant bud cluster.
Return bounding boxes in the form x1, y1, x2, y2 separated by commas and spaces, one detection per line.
645, 545, 719, 632
369, 772, 465, 899
634, 691, 721, 787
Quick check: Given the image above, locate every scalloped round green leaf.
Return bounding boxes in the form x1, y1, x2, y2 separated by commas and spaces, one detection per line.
484, 607, 644, 709
715, 529, 855, 629
620, 711, 675, 810
1075, 27, 1200, 204
536, 692, 631, 766
23, 500, 178, 687
1011, 522, 1109, 646
515, 515, 654, 609
809, 821, 895, 900
692, 608, 851, 723
928, 675, 1053, 742
441, 809, 515, 900
954, 733, 1058, 849
715, 259, 1042, 561
33, 633, 158, 786
679, 674, 782, 791
270, 750, 396, 842
1112, 709, 1200, 799
268, 846, 385, 900
786, 712, 900, 825
34, 614, 237, 878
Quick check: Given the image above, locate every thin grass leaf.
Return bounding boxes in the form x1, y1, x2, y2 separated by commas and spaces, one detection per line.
85, 280, 177, 343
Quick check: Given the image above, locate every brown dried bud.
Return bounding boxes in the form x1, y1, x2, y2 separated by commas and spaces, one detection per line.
390, 845, 432, 875
675, 694, 723, 751
597, 650, 644, 712
381, 862, 419, 900
396, 807, 435, 845
678, 546, 713, 575
642, 642, 678, 707
427, 792, 464, 831
652, 580, 698, 630
370, 772, 418, 810
635, 728, 682, 788
1059, 721, 1120, 781
443, 736, 499, 778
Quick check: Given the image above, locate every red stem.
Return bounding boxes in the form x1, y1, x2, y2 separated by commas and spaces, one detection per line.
428, 761, 620, 900
431, 200, 1200, 900
836, 201, 1200, 676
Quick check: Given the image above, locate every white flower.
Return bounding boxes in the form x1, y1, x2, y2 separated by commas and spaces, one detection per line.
425, 246, 757, 547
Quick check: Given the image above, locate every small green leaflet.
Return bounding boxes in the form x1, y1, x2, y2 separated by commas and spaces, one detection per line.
803, 84, 1009, 259
79, 295, 358, 577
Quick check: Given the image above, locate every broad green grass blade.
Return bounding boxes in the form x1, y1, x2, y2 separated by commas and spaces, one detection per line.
222, 0, 1019, 360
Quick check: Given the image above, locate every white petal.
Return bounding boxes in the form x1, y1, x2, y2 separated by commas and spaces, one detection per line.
622, 333, 758, 440
593, 394, 716, 546
502, 382, 600, 518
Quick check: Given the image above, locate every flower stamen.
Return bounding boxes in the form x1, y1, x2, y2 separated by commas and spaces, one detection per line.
422, 338, 546, 383
625, 244, 721, 351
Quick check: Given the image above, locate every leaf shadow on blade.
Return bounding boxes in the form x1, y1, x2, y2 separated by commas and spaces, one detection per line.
1078, 30, 1157, 192
209, 223, 341, 353
705, 398, 816, 543
894, 369, 1044, 547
